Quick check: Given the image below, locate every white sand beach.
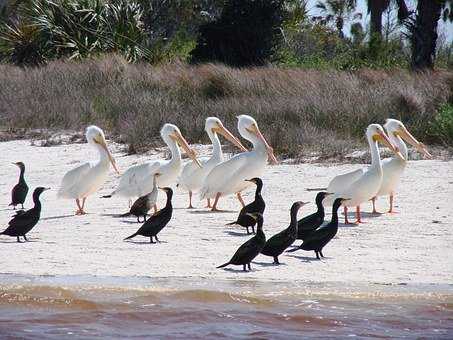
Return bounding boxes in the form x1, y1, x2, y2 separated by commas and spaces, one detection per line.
0, 139, 452, 285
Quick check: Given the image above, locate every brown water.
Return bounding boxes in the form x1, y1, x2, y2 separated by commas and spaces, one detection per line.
0, 275, 452, 339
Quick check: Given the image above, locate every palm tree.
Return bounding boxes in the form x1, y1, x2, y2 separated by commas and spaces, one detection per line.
409, 0, 452, 70
367, 0, 408, 45
315, 0, 358, 38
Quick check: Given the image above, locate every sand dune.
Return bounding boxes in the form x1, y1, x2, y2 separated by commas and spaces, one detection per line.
0, 139, 452, 285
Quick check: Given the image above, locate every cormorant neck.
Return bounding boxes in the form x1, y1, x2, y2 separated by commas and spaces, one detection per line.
165, 192, 173, 207
331, 203, 341, 225
290, 206, 300, 226
254, 182, 263, 198
315, 196, 324, 215
32, 193, 42, 209
19, 167, 25, 181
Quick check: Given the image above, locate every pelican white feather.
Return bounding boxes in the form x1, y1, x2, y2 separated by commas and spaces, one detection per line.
199, 115, 278, 211
110, 124, 200, 199
58, 125, 119, 215
372, 119, 431, 213
178, 117, 247, 208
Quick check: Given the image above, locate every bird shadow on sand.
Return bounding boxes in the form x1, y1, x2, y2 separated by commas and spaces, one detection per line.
0, 239, 39, 243
100, 213, 125, 218
189, 210, 236, 214
124, 240, 168, 244
253, 261, 287, 267
220, 267, 260, 273
41, 214, 75, 221
120, 220, 142, 225
224, 231, 249, 237
285, 254, 323, 262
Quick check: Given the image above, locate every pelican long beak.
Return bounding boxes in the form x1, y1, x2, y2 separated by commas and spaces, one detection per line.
247, 124, 278, 165
171, 131, 202, 168
96, 138, 120, 175
397, 127, 432, 159
374, 131, 405, 161
213, 125, 248, 152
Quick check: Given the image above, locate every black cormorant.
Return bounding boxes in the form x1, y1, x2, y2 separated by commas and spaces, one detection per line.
9, 162, 29, 209
288, 197, 350, 259
217, 213, 265, 271
1, 187, 50, 242
226, 178, 265, 234
119, 173, 159, 222
124, 187, 173, 243
297, 192, 332, 241
261, 201, 307, 264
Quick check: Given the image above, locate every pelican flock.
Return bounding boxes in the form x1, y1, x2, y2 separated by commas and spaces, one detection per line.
2, 115, 432, 271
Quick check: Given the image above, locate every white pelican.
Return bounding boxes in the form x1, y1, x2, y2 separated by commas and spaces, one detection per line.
109, 124, 200, 201
178, 117, 248, 208
371, 119, 431, 213
58, 125, 119, 215
325, 124, 404, 224
199, 115, 278, 211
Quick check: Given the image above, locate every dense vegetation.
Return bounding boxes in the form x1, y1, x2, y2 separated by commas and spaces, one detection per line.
0, 0, 452, 158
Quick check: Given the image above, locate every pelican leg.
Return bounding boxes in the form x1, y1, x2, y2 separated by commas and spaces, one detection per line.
211, 193, 222, 211
371, 197, 380, 214
388, 193, 398, 213
355, 205, 363, 223
344, 206, 352, 224
80, 198, 87, 214
206, 198, 212, 208
188, 191, 194, 209
75, 199, 83, 215
236, 192, 246, 207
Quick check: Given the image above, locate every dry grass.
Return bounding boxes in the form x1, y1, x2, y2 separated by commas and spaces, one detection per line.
0, 55, 451, 160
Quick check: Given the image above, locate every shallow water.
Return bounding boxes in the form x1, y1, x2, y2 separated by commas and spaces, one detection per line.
0, 275, 452, 339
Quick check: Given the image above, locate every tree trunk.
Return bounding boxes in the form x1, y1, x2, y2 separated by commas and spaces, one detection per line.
368, 0, 390, 51
411, 0, 443, 70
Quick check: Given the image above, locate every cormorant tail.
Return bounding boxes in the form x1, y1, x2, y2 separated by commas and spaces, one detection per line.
216, 262, 230, 269
124, 232, 138, 241
286, 246, 301, 253
225, 221, 238, 226
306, 187, 327, 191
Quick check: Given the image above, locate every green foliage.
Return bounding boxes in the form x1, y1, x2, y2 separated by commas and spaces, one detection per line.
430, 104, 453, 146
0, 0, 151, 65
190, 0, 284, 67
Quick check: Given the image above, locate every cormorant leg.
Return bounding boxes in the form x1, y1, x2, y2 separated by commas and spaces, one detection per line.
236, 192, 245, 208
243, 264, 247, 272
16, 236, 21, 243
206, 198, 211, 208
21, 204, 24, 209
246, 226, 250, 234
247, 263, 252, 271
13, 206, 16, 210
144, 215, 147, 221
315, 251, 320, 260
252, 225, 256, 234
188, 191, 194, 209
371, 197, 380, 214
150, 236, 154, 243
320, 250, 324, 258
355, 205, 363, 224
273, 256, 280, 265
155, 235, 160, 243
23, 235, 28, 242
211, 193, 222, 211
